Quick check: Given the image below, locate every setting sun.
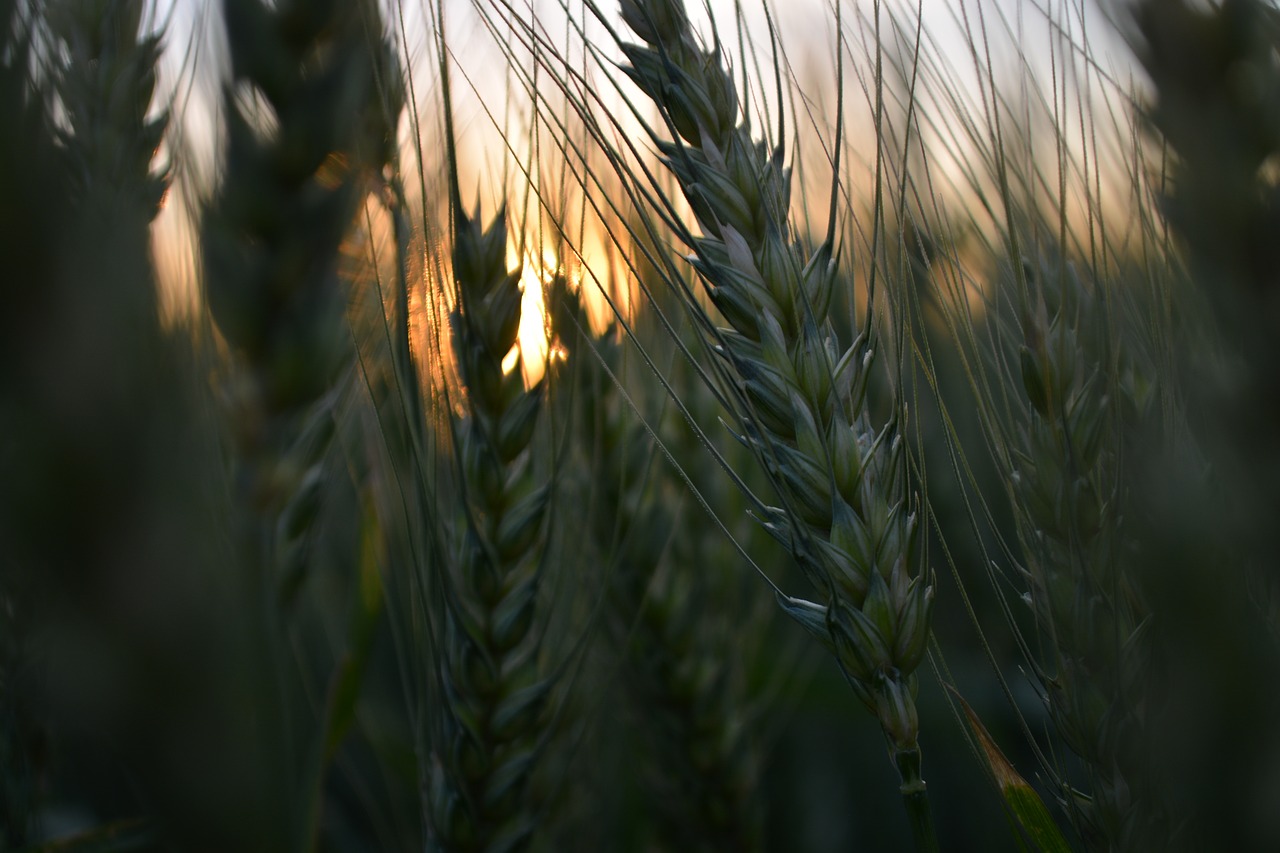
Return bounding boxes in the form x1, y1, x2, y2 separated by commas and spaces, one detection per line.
505, 247, 560, 385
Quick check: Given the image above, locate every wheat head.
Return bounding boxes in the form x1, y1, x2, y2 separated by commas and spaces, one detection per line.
617, 0, 935, 839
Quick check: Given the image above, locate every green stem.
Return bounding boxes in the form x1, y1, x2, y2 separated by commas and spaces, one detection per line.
894, 745, 939, 853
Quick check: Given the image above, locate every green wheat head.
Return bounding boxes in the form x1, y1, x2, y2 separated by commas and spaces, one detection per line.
617, 0, 934, 796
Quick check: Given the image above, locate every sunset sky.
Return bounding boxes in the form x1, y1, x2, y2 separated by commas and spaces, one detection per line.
147, 0, 1138, 381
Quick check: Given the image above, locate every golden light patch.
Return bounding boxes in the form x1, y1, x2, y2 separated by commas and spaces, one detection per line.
314, 152, 350, 190
514, 248, 560, 386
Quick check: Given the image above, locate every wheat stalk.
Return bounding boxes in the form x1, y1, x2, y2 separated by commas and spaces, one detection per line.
416, 43, 557, 848
1001, 252, 1169, 849
423, 216, 551, 853
616, 0, 936, 844
200, 0, 399, 846
549, 279, 769, 850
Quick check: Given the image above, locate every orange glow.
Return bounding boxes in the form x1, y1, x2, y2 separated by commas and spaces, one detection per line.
513, 248, 559, 386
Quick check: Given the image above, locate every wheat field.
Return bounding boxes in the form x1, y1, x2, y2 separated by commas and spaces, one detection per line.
3, 0, 1280, 850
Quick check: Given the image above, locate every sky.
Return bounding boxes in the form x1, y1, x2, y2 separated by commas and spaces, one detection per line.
145, 0, 1147, 368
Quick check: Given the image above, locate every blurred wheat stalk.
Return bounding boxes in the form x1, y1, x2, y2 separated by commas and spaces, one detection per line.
548, 275, 774, 852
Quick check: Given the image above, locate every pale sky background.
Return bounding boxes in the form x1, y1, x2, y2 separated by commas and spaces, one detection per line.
147, 0, 1146, 357
147, 0, 1141, 194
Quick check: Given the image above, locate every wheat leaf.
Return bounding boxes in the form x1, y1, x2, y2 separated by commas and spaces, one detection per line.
948, 685, 1073, 853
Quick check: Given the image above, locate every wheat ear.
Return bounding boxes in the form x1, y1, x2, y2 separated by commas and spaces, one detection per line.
200, 0, 397, 846
425, 214, 551, 853
550, 280, 767, 850
203, 0, 396, 553
618, 0, 935, 844
0, 0, 259, 846
421, 46, 554, 851
1008, 255, 1167, 848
